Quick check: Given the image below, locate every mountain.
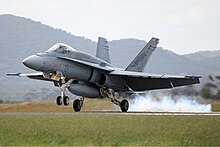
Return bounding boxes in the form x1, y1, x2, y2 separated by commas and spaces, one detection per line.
183, 51, 220, 74
0, 14, 219, 100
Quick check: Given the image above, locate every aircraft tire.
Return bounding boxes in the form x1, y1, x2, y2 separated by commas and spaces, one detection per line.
63, 96, 69, 106
73, 99, 81, 112
120, 99, 129, 112
56, 96, 62, 106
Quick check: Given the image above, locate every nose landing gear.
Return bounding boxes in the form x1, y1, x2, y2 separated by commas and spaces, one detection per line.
56, 95, 70, 106
56, 79, 73, 106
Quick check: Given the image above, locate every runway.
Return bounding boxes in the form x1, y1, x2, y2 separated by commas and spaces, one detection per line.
1, 111, 220, 116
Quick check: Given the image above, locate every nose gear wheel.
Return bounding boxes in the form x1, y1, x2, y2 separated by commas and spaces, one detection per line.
63, 96, 69, 106
56, 96, 62, 106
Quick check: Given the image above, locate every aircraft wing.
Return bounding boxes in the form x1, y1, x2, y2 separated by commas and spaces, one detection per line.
109, 70, 201, 91
57, 57, 114, 72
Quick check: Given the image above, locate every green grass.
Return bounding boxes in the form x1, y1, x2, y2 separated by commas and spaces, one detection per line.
1, 114, 220, 146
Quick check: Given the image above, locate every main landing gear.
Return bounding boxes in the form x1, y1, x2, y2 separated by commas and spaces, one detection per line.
120, 99, 129, 112
56, 79, 73, 107
73, 97, 84, 112
104, 89, 129, 112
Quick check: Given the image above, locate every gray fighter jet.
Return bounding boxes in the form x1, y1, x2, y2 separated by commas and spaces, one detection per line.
7, 37, 201, 112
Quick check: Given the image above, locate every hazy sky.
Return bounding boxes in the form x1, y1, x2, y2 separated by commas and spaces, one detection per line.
1, 0, 220, 54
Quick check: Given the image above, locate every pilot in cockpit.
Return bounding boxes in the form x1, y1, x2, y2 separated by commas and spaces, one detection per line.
47, 43, 75, 53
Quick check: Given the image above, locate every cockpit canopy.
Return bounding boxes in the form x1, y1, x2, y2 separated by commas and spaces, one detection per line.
46, 43, 76, 53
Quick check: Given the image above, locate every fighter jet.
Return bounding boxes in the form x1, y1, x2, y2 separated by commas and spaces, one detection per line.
7, 37, 201, 112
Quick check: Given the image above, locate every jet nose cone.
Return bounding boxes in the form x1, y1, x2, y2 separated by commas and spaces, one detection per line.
23, 55, 43, 70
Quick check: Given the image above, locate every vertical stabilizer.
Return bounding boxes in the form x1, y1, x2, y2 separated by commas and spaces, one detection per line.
125, 37, 159, 72
96, 37, 111, 63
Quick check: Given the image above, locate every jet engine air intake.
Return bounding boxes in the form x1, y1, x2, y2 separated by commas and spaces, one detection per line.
88, 69, 106, 85
99, 74, 106, 85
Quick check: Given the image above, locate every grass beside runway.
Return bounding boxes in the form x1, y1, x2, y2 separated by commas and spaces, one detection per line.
1, 99, 220, 112
0, 99, 116, 112
1, 114, 220, 146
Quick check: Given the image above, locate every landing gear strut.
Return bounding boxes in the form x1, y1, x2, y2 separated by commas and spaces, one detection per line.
73, 97, 84, 112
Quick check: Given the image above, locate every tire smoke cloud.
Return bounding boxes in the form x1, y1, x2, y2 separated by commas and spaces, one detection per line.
129, 94, 211, 112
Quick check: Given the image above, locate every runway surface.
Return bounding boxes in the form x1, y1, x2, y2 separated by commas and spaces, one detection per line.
1, 111, 220, 116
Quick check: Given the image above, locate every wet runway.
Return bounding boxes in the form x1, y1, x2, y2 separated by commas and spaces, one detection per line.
1, 111, 220, 116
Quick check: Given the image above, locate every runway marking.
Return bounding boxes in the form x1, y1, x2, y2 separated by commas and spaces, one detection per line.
1, 111, 220, 116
